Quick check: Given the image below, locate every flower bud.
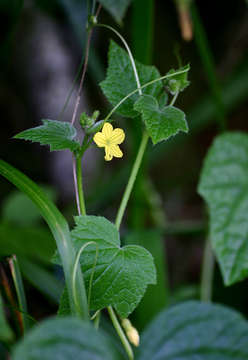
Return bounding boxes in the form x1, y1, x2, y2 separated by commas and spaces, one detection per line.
80, 110, 100, 130
122, 318, 140, 347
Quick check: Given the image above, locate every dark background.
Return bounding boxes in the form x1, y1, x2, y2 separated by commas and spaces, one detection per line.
0, 0, 248, 337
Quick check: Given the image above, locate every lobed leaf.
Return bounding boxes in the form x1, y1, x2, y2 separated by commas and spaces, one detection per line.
198, 132, 248, 285
138, 301, 248, 360
14, 119, 80, 152
134, 94, 188, 144
12, 316, 121, 360
55, 215, 156, 318
100, 40, 163, 118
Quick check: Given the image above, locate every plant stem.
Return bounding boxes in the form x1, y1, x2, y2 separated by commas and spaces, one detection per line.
71, 4, 101, 217
70, 4, 101, 125
200, 238, 215, 302
115, 131, 149, 230
75, 155, 86, 215
0, 160, 89, 320
103, 68, 188, 123
115, 91, 178, 230
8, 255, 29, 333
170, 91, 179, 106
96, 24, 142, 95
88, 23, 139, 351
93, 311, 101, 329
71, 29, 93, 125
107, 306, 134, 360
91, 0, 97, 14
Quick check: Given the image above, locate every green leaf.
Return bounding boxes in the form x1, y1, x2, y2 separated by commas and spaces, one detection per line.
164, 64, 190, 95
12, 316, 121, 360
100, 40, 163, 118
57, 288, 70, 317
14, 119, 80, 152
19, 259, 63, 304
134, 94, 188, 144
2, 188, 56, 226
0, 223, 55, 262
0, 295, 14, 342
98, 0, 132, 23
0, 160, 88, 319
124, 230, 168, 329
55, 215, 156, 318
198, 132, 248, 285
138, 301, 248, 360
157, 91, 168, 108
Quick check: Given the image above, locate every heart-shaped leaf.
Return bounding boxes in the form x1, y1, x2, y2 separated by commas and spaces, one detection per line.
198, 132, 248, 285
70, 215, 156, 318
100, 41, 163, 119
134, 94, 188, 144
138, 301, 248, 360
14, 119, 80, 152
12, 316, 121, 360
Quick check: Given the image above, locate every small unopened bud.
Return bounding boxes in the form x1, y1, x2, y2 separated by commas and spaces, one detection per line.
86, 15, 98, 31
92, 110, 100, 122
80, 110, 100, 130
122, 319, 140, 347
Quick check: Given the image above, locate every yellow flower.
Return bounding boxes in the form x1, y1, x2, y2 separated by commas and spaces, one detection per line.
93, 122, 125, 161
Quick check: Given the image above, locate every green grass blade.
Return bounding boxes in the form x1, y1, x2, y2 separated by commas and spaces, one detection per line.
0, 159, 88, 320
8, 255, 29, 333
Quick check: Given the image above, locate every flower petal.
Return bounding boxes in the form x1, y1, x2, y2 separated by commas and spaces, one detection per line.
110, 128, 125, 145
93, 132, 106, 147
102, 122, 113, 138
110, 144, 123, 158
104, 146, 113, 161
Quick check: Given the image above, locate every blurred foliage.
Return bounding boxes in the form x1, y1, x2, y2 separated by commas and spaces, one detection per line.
0, 0, 248, 349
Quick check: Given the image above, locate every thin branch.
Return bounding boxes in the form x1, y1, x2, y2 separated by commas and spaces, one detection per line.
73, 156, 81, 214
71, 4, 102, 125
